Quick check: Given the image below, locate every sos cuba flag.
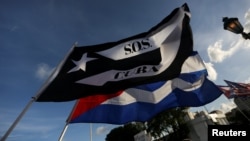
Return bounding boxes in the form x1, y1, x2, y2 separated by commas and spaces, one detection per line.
67, 52, 223, 124
36, 3, 193, 102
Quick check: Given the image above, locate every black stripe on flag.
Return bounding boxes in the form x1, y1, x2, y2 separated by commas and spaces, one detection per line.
36, 3, 193, 102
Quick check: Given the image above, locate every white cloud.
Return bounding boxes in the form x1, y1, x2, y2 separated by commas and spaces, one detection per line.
207, 40, 243, 63
96, 126, 109, 135
244, 9, 250, 33
244, 77, 250, 83
208, 100, 236, 114
204, 62, 217, 81
35, 63, 54, 80
207, 9, 250, 64
15, 122, 56, 133
219, 101, 236, 113
1, 116, 59, 140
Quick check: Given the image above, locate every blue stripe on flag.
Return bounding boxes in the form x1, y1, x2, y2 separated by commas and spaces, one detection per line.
70, 77, 222, 124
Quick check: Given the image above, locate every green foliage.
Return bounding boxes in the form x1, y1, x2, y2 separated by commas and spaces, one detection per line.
227, 109, 250, 125
105, 122, 145, 141
105, 107, 190, 141
147, 107, 189, 139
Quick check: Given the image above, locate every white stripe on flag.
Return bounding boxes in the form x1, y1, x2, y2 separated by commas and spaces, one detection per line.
96, 6, 188, 60
76, 7, 190, 86
102, 53, 206, 105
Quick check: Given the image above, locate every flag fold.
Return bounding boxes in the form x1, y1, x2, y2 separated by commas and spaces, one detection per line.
67, 51, 222, 124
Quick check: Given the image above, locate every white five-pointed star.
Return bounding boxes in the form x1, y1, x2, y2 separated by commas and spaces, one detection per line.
68, 53, 97, 73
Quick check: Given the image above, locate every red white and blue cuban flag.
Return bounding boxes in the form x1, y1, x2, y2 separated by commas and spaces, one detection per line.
36, 3, 193, 102
67, 51, 222, 124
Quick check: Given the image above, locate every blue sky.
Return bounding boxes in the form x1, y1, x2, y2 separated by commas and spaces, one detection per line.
1, 0, 250, 141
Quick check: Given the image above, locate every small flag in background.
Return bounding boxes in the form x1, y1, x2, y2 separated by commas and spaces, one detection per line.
222, 80, 250, 98
224, 80, 248, 89
67, 52, 222, 124
36, 3, 193, 102
218, 85, 234, 99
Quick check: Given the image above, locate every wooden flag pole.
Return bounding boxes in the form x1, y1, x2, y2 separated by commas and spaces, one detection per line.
0, 97, 36, 141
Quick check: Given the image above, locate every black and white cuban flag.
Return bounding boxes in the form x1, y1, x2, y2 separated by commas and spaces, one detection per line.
36, 3, 193, 102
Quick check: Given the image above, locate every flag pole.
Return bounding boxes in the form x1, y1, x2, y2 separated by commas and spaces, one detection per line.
234, 98, 250, 121
0, 97, 36, 141
58, 97, 80, 141
236, 106, 250, 121
58, 100, 78, 141
203, 105, 209, 113
1, 42, 78, 141
90, 123, 93, 141
58, 123, 69, 141
225, 98, 250, 121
